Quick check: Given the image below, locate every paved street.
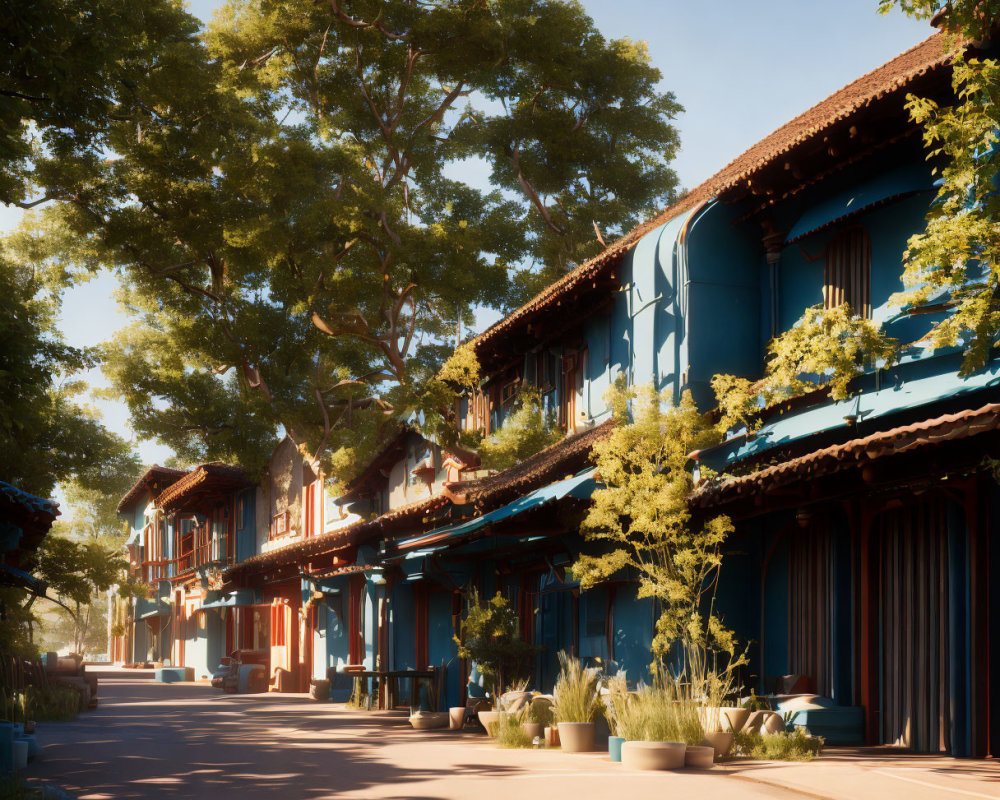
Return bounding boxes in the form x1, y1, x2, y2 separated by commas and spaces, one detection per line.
22, 677, 1000, 800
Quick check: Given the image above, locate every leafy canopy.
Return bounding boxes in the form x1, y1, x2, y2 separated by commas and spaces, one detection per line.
574, 380, 736, 659
29, 0, 682, 478
712, 304, 900, 433
878, 0, 1000, 374
478, 386, 563, 471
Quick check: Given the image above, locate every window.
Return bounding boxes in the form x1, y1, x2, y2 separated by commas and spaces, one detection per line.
824, 226, 871, 318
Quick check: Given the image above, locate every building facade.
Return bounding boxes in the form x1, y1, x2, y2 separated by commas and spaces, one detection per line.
113, 30, 999, 756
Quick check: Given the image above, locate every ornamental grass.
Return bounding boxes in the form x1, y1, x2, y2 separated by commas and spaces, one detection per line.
553, 651, 601, 723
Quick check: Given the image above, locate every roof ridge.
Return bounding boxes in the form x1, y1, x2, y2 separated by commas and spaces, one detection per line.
473, 31, 950, 354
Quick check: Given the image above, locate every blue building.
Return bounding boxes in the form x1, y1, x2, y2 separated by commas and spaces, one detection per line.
367, 30, 998, 757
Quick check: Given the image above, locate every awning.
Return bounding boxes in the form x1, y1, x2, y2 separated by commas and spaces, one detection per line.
125, 527, 142, 547
396, 468, 599, 552
201, 588, 256, 610
786, 164, 933, 243
137, 595, 172, 620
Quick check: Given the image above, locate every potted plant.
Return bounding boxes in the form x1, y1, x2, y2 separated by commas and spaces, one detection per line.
618, 678, 690, 771
553, 652, 601, 753
454, 590, 538, 734
603, 673, 631, 762
523, 695, 553, 742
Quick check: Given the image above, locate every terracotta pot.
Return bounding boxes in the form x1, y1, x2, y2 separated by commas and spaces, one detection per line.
719, 707, 750, 733
608, 735, 625, 762
702, 731, 735, 758
544, 724, 560, 747
523, 721, 544, 742
620, 741, 686, 770
409, 711, 450, 729
685, 744, 715, 769
309, 679, 330, 701
478, 710, 501, 737
449, 707, 466, 730
558, 721, 595, 753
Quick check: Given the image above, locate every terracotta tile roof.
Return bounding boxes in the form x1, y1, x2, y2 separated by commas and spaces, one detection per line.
222, 494, 448, 580
473, 33, 951, 354
690, 402, 1000, 508
155, 463, 247, 512
448, 420, 613, 511
223, 519, 370, 580
117, 465, 188, 514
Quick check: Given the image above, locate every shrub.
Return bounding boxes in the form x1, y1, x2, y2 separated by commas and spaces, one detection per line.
494, 710, 533, 749
527, 696, 554, 727
553, 652, 600, 723
455, 591, 537, 702
733, 729, 823, 761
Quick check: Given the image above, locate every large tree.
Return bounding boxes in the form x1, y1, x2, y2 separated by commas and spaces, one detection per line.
31, 0, 682, 479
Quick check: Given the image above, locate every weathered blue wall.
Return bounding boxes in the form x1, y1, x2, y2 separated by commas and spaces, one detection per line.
427, 589, 460, 709
610, 585, 654, 686
235, 489, 256, 562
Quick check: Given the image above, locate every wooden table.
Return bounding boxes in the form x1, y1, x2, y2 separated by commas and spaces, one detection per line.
342, 668, 438, 710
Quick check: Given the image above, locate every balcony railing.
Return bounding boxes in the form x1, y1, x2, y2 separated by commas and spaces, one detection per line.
140, 527, 231, 583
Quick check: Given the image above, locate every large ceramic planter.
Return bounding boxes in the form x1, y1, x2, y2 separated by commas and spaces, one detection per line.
761, 711, 785, 735
608, 735, 625, 762
449, 707, 466, 730
558, 721, 595, 753
702, 731, 734, 759
409, 711, 449, 729
719, 707, 750, 733
744, 710, 767, 733
478, 710, 501, 737
685, 744, 715, 769
523, 721, 544, 742
620, 741, 685, 771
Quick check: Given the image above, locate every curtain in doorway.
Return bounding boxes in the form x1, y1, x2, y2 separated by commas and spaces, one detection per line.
877, 498, 952, 752
789, 518, 834, 697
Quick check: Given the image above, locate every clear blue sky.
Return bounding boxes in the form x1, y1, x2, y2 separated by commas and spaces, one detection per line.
4, 0, 934, 469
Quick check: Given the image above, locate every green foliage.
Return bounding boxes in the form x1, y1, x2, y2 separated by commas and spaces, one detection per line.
732, 728, 823, 761
0, 243, 141, 499
575, 380, 736, 659
527, 696, 554, 726
25, 0, 681, 478
877, 1, 1000, 375
892, 55, 1000, 374
437, 343, 482, 392
494, 709, 534, 748
0, 0, 203, 208
478, 387, 564, 471
454, 590, 537, 700
878, 0, 1000, 42
553, 651, 601, 723
712, 305, 900, 433
603, 678, 703, 744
